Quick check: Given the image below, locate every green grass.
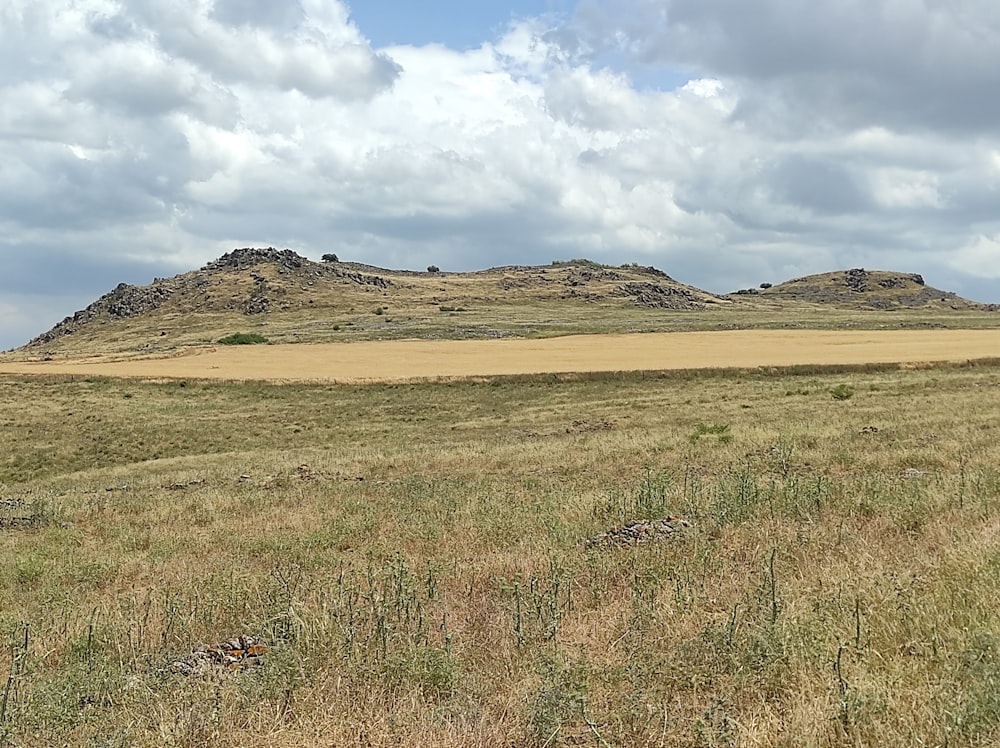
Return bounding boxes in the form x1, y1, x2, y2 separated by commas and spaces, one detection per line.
217, 332, 269, 345
3, 363, 1000, 745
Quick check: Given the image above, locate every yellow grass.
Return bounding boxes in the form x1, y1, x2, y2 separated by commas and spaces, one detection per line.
4, 336, 1000, 746
3, 329, 999, 383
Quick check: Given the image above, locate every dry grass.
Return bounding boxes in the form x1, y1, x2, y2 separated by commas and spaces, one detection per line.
2, 329, 1000, 383
3, 362, 1000, 746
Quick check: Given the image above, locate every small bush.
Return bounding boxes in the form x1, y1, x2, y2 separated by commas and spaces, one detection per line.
439, 306, 468, 313
830, 384, 855, 401
374, 307, 385, 316
321, 253, 339, 262
427, 265, 440, 273
218, 332, 269, 345
689, 422, 733, 444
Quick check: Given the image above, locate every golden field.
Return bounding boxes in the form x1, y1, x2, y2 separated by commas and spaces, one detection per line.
3, 328, 999, 383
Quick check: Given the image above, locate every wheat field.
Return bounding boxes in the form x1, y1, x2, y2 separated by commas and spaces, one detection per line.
3, 328, 999, 383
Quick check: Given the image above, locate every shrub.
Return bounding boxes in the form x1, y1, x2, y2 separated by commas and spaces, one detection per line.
321, 253, 339, 262
830, 384, 855, 401
218, 332, 269, 345
427, 265, 440, 273
689, 422, 733, 444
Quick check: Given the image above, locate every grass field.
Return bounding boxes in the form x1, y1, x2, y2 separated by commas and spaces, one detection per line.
3, 350, 1000, 746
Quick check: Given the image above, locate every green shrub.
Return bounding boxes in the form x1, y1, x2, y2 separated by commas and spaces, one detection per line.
830, 384, 855, 401
218, 332, 269, 345
689, 422, 733, 444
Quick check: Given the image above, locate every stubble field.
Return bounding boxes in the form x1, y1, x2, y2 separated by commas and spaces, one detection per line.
2, 328, 999, 382
2, 331, 1000, 746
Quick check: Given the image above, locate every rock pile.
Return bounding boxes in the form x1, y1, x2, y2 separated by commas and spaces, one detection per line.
203, 247, 306, 273
169, 635, 268, 677
612, 282, 710, 309
331, 267, 391, 289
584, 517, 691, 549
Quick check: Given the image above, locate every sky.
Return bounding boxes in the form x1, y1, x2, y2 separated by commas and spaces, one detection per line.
2, 1, 1000, 350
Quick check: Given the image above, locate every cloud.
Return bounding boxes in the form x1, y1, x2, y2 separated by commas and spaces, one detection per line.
570, 0, 1000, 135
121, 0, 402, 101
1, 1, 999, 349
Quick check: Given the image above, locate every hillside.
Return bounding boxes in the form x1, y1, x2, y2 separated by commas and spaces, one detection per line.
747, 268, 984, 310
11, 250, 997, 358
18, 249, 729, 356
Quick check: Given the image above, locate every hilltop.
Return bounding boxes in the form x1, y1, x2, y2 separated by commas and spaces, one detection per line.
11, 249, 997, 358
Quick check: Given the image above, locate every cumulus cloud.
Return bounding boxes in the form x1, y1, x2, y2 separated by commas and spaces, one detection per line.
570, 0, 1000, 134
1, 0, 999, 348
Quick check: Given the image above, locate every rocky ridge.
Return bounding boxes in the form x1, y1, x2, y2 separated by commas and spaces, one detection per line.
27, 248, 393, 345
18, 250, 993, 351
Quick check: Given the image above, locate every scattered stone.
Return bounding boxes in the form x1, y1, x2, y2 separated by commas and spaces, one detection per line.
584, 517, 691, 549
164, 479, 207, 490
169, 635, 269, 677
0, 497, 26, 509
901, 468, 927, 479
295, 464, 324, 480
566, 419, 615, 434
0, 515, 47, 530
859, 426, 879, 435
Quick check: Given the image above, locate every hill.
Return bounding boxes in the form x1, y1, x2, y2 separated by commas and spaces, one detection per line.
12, 249, 997, 358
746, 268, 984, 310
18, 248, 729, 355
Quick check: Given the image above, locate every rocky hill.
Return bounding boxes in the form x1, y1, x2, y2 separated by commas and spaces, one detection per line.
740, 268, 989, 310
14, 249, 996, 358
21, 249, 731, 354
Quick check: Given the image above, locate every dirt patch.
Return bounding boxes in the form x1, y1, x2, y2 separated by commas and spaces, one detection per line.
1, 330, 998, 383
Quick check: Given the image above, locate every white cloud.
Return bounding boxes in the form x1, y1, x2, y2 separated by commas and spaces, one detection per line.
1, 1, 1000, 349
950, 234, 1000, 279
869, 169, 943, 210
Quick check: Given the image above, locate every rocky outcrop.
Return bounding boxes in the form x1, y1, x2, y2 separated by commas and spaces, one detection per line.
612, 282, 708, 309
28, 281, 174, 345
204, 247, 306, 273
762, 268, 976, 309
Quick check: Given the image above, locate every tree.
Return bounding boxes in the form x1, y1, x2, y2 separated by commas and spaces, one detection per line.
322, 253, 339, 263
427, 265, 440, 273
